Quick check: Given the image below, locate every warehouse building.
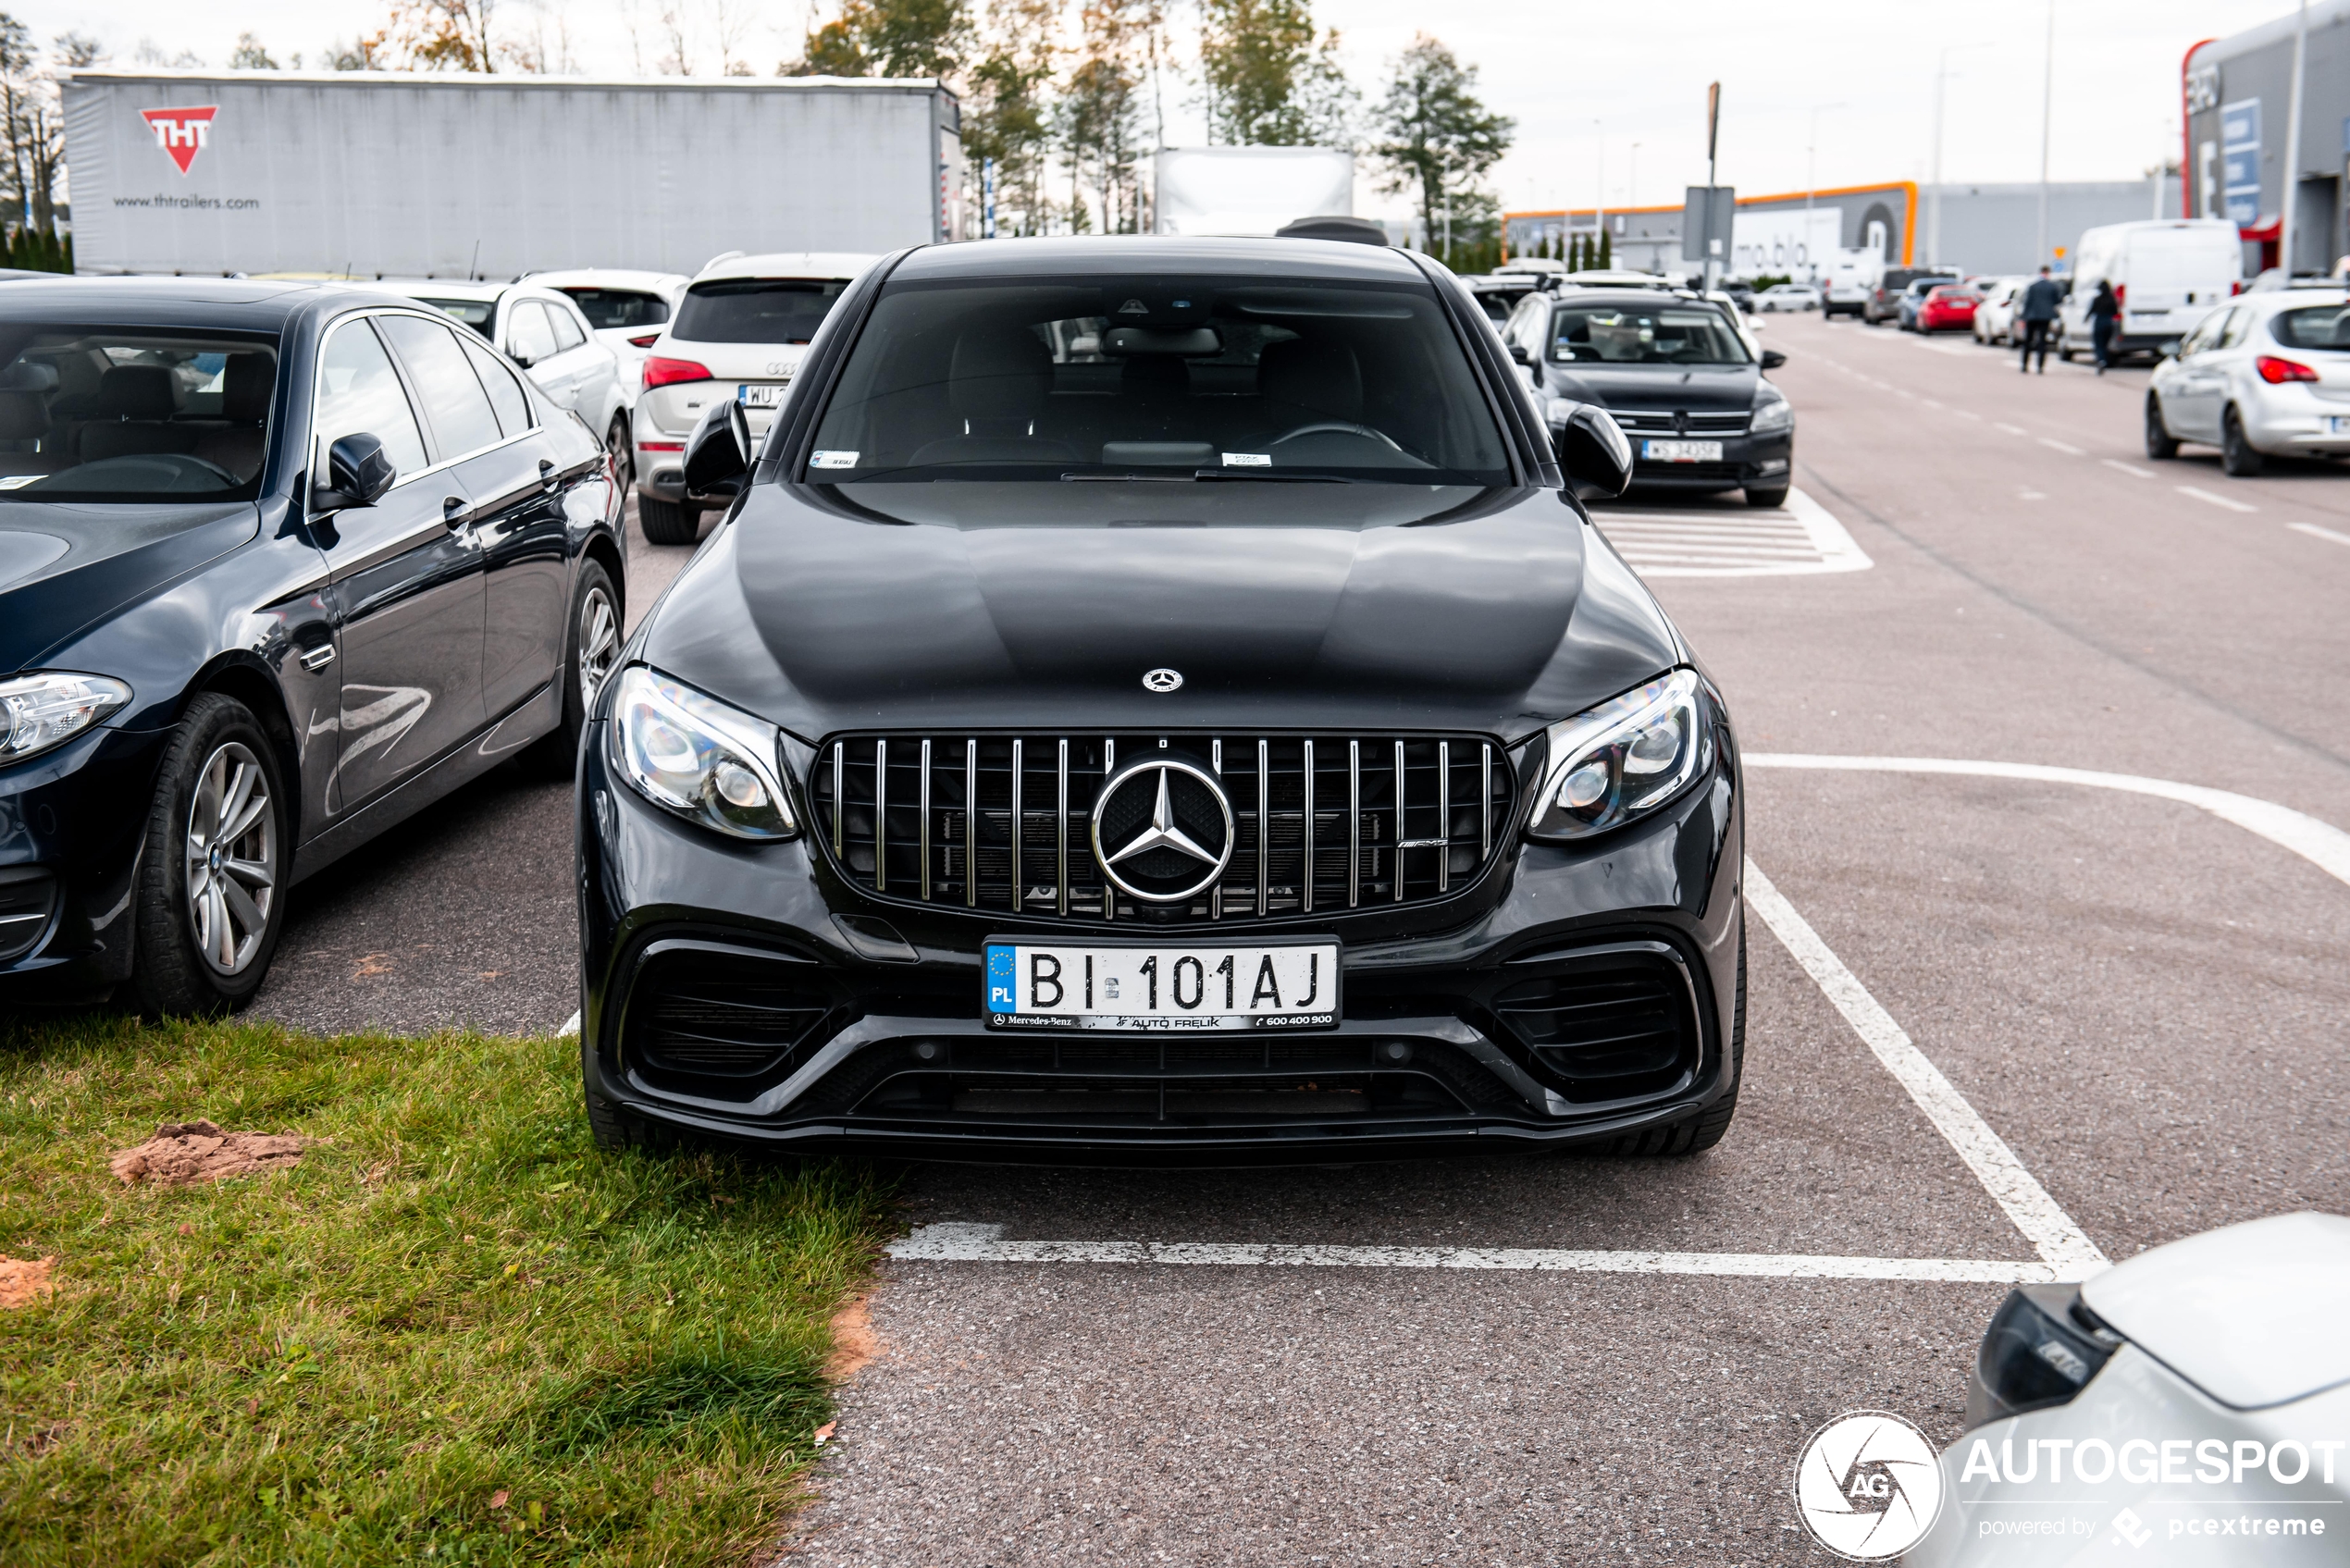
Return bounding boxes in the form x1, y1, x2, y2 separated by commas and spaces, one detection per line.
2183, 0, 2350, 277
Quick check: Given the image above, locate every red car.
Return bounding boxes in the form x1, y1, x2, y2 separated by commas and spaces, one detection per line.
1917, 284, 1979, 333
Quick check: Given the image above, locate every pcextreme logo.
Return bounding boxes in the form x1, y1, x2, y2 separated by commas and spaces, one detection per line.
141, 105, 218, 175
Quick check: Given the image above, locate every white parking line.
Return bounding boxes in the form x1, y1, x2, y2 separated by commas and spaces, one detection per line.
1745, 754, 2350, 893
2177, 485, 2257, 513
2102, 459, 2155, 478
2038, 438, 2086, 456
1993, 422, 2028, 437
2288, 522, 2350, 548
559, 1010, 581, 1037
1742, 860, 2109, 1278
888, 1225, 2061, 1284
1593, 488, 1874, 577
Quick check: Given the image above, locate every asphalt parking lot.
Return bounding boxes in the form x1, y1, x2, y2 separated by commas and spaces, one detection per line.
259, 313, 2350, 1563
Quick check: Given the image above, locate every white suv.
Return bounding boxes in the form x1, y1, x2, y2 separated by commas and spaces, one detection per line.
382, 281, 627, 469
632, 252, 877, 545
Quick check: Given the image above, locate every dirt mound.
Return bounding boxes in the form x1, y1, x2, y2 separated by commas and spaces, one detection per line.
824, 1293, 883, 1380
110, 1120, 303, 1187
0, 1255, 56, 1309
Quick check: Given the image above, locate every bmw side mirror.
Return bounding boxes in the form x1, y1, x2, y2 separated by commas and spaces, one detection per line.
314, 432, 395, 512
1553, 402, 1632, 501
684, 399, 752, 500
1760, 349, 1787, 370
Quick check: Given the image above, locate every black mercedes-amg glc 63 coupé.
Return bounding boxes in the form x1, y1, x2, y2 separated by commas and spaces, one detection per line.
579, 237, 1744, 1163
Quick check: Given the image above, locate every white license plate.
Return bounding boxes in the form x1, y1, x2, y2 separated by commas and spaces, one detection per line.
736, 383, 787, 408
1641, 438, 1723, 463
984, 940, 1340, 1031
2328, 416, 2350, 435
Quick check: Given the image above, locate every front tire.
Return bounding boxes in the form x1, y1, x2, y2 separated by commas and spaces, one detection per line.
2220, 405, 2264, 476
637, 494, 701, 547
606, 414, 635, 502
524, 558, 621, 779
2144, 395, 2180, 460
130, 694, 291, 1016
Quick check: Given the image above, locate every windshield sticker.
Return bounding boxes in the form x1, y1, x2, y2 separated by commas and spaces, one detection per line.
0, 475, 41, 489
810, 451, 860, 470
1220, 452, 1271, 467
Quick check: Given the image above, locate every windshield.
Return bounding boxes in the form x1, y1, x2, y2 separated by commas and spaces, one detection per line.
2270, 303, 2350, 351
672, 279, 847, 345
559, 288, 671, 331
0, 329, 277, 501
1547, 304, 1750, 365
417, 298, 495, 335
803, 274, 1513, 484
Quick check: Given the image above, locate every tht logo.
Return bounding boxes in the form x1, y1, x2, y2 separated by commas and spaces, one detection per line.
141, 105, 218, 175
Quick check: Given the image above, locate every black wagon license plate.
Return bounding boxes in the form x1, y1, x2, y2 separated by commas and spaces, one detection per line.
983, 937, 1340, 1031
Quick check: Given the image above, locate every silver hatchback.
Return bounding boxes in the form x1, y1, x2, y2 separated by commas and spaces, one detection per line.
2146, 289, 2350, 475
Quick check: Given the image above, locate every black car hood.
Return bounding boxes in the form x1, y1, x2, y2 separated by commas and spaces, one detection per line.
0, 501, 260, 673
638, 480, 1682, 744
1539, 363, 1759, 412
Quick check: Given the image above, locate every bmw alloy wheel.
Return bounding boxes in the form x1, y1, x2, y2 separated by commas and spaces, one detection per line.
183, 740, 278, 976
578, 583, 620, 708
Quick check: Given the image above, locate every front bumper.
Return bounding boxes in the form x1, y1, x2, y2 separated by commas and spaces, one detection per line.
0, 722, 172, 997
1626, 428, 1792, 494
577, 722, 1746, 1164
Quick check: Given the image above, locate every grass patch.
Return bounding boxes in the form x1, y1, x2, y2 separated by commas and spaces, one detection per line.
0, 1014, 897, 1565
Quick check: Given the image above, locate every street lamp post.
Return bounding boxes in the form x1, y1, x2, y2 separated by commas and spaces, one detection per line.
2036, 0, 2055, 269
2280, 0, 2309, 276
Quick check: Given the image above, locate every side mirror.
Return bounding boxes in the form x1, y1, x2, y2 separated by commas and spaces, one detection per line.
1508, 341, 1532, 364
313, 432, 396, 512
2158, 340, 2183, 360
1760, 349, 1787, 370
683, 398, 751, 500
1553, 402, 1632, 501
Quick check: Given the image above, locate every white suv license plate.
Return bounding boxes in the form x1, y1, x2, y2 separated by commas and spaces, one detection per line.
2327, 416, 2350, 435
1641, 438, 1723, 463
736, 383, 786, 408
984, 940, 1340, 1031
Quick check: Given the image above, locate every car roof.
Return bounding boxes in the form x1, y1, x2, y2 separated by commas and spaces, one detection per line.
525, 267, 689, 293
888, 235, 1428, 286
693, 251, 882, 284
0, 274, 412, 330
1549, 290, 1711, 310
377, 279, 516, 302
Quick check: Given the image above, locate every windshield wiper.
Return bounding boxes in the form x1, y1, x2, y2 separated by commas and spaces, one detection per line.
1190, 470, 1356, 483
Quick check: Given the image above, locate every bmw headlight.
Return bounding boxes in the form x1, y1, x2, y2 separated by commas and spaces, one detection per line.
1750, 389, 1793, 435
611, 665, 798, 841
1526, 668, 1710, 842
0, 673, 132, 764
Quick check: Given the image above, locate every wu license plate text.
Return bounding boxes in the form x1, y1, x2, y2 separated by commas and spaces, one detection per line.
984, 942, 1339, 1031
736, 383, 787, 408
1641, 438, 1724, 463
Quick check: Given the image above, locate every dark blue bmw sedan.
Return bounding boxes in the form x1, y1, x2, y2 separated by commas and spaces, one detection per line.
0, 278, 625, 1012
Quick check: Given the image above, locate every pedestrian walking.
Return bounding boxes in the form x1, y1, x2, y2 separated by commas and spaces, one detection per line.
2018, 265, 2062, 374
2088, 279, 2120, 374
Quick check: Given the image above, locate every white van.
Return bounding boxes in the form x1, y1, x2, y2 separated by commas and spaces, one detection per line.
2057, 219, 2241, 362
1822, 247, 1882, 318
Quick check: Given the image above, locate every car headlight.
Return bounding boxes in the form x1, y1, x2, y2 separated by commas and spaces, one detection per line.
1965, 1284, 2121, 1430
1750, 390, 1792, 434
0, 673, 132, 764
611, 665, 798, 840
1526, 668, 1710, 842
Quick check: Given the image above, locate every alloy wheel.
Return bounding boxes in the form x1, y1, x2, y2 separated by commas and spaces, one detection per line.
578, 584, 620, 708
183, 740, 277, 976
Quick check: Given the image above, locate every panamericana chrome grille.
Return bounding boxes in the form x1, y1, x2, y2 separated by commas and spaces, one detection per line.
811, 733, 1515, 923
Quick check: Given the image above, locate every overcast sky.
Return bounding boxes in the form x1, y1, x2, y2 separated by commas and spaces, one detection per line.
20, 0, 2297, 215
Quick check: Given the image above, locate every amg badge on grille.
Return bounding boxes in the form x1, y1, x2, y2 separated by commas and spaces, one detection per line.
1141, 668, 1183, 693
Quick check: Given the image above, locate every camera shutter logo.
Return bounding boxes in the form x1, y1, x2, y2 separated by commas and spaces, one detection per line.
141, 105, 219, 176
1792, 1411, 1945, 1561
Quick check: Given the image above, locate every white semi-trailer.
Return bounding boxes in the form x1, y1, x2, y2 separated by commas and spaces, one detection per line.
1148, 146, 1354, 237
60, 68, 963, 278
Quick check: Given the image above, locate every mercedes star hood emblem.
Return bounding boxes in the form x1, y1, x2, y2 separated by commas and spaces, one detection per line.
1142, 668, 1182, 693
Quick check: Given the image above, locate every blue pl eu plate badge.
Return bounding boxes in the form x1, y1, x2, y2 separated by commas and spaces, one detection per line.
986, 945, 1018, 1014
